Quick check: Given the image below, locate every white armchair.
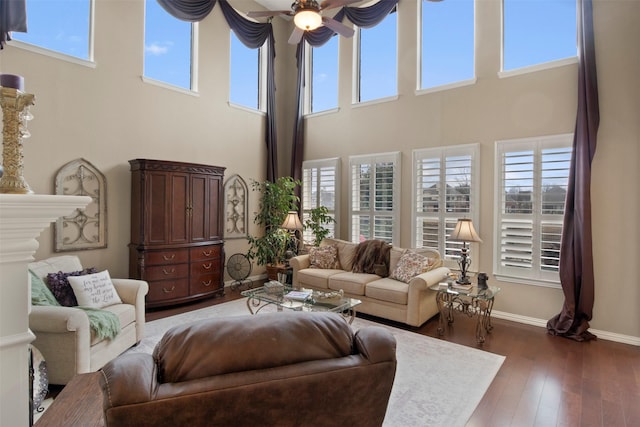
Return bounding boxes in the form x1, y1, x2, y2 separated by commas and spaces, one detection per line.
28, 256, 148, 385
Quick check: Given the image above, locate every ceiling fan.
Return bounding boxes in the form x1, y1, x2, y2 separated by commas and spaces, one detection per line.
248, 0, 363, 44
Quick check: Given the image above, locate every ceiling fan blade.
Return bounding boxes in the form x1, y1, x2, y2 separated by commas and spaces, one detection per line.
320, 0, 362, 11
321, 16, 355, 38
288, 27, 305, 45
247, 10, 291, 18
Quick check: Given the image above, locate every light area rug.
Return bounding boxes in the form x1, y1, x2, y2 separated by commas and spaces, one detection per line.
126, 298, 505, 427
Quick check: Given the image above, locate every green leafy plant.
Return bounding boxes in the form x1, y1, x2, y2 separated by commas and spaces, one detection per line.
304, 206, 336, 247
246, 176, 301, 266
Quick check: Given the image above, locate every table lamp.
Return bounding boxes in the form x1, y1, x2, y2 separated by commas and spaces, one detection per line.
281, 211, 303, 262
449, 218, 482, 285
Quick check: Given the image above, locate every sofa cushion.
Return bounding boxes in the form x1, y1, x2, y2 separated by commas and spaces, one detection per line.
153, 312, 354, 383
28, 255, 84, 281
308, 245, 340, 269
328, 272, 380, 296
389, 250, 436, 283
322, 238, 357, 271
389, 247, 443, 274
46, 267, 98, 307
92, 303, 135, 345
297, 268, 343, 289
365, 278, 409, 305
68, 270, 123, 309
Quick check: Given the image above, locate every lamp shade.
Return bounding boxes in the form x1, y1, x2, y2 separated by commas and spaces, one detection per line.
294, 10, 322, 31
449, 218, 483, 243
281, 211, 303, 230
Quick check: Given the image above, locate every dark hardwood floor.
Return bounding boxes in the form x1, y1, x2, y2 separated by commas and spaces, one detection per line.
146, 287, 640, 426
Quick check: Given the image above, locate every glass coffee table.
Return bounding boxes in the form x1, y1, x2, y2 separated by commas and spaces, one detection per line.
429, 283, 501, 344
241, 285, 361, 324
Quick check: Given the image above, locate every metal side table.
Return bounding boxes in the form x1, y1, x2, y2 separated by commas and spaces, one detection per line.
429, 284, 501, 344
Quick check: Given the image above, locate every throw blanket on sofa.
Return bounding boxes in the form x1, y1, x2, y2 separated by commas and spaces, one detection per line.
30, 270, 121, 340
351, 240, 392, 275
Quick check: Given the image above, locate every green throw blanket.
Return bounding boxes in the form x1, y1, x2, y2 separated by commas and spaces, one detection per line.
29, 270, 121, 340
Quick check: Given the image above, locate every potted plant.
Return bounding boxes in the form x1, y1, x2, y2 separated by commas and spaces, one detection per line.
247, 176, 301, 279
304, 206, 336, 247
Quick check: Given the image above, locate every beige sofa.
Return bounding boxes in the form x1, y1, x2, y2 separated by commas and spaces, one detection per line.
290, 239, 450, 327
29, 255, 148, 385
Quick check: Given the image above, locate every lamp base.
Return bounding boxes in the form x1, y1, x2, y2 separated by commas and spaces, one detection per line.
456, 277, 472, 285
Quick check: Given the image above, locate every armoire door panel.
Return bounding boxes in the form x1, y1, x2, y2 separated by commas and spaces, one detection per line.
207, 176, 222, 241
147, 172, 169, 244
169, 173, 189, 244
190, 174, 208, 243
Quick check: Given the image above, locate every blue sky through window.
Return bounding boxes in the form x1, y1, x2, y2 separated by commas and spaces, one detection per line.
229, 31, 260, 109
144, 0, 192, 89
311, 36, 339, 112
13, 0, 90, 60
12, 1, 578, 99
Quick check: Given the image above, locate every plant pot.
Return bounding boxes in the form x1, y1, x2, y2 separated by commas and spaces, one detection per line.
266, 264, 285, 281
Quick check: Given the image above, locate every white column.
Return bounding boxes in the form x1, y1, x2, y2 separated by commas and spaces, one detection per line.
0, 194, 90, 427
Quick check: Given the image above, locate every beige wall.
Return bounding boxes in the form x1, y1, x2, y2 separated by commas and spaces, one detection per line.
298, 0, 639, 339
1, 0, 637, 339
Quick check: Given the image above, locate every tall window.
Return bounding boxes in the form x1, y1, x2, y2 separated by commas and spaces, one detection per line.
420, 0, 475, 90
494, 134, 572, 286
349, 152, 401, 245
229, 31, 264, 110
144, 0, 194, 90
309, 37, 339, 113
412, 144, 480, 260
12, 0, 92, 62
301, 158, 341, 243
503, 0, 577, 72
355, 9, 397, 103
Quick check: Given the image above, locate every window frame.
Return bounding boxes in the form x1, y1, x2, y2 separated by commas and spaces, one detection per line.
352, 8, 399, 105
228, 30, 268, 112
493, 133, 573, 288
142, 0, 199, 93
11, 0, 95, 67
417, 0, 476, 93
301, 158, 341, 243
411, 143, 481, 263
348, 152, 401, 246
304, 37, 340, 116
499, 0, 578, 78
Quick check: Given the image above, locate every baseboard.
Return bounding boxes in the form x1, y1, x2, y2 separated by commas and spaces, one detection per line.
224, 273, 267, 288
492, 310, 640, 347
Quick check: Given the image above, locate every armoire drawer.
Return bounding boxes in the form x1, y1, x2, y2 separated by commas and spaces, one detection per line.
190, 245, 221, 262
147, 278, 189, 302
145, 249, 189, 266
145, 263, 189, 281
190, 259, 221, 277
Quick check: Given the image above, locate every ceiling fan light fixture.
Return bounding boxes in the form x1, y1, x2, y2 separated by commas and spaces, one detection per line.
294, 10, 322, 31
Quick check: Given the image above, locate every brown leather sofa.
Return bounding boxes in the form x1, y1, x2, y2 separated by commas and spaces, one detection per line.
99, 311, 397, 427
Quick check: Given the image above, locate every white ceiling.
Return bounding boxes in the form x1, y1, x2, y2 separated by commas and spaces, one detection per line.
254, 0, 290, 12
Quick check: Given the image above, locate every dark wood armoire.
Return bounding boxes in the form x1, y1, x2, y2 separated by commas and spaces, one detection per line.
128, 159, 225, 308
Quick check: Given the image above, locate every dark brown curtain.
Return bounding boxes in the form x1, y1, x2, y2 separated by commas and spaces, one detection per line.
547, 0, 599, 342
0, 0, 27, 49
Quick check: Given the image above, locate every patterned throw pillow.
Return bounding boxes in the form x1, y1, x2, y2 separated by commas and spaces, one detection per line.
389, 251, 436, 283
309, 245, 341, 269
46, 268, 97, 307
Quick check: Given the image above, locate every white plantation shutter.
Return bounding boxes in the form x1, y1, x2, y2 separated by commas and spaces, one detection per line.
349, 152, 401, 245
494, 134, 572, 286
302, 158, 340, 243
412, 144, 479, 260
